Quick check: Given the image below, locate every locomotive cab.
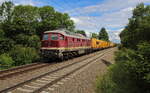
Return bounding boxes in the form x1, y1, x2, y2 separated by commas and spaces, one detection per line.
42, 33, 66, 48
41, 32, 67, 60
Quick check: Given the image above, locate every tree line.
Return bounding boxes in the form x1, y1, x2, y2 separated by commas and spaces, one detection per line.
0, 1, 75, 69
96, 3, 150, 93
92, 27, 109, 41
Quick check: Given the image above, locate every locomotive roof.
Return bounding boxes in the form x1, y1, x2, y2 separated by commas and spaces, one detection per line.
44, 29, 90, 40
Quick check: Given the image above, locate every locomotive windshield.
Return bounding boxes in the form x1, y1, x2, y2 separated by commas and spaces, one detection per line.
51, 34, 58, 40
43, 34, 49, 40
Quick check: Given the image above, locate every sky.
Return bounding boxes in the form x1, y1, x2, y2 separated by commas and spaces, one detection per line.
1, 0, 150, 43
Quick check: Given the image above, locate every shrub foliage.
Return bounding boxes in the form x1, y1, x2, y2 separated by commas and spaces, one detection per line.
96, 3, 150, 93
0, 53, 14, 69
10, 46, 39, 66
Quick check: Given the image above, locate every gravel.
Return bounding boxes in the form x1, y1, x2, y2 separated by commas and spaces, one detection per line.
0, 48, 112, 91
42, 47, 117, 93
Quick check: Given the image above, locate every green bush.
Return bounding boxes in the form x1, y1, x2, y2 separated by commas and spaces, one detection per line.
96, 63, 139, 93
15, 34, 41, 49
0, 29, 5, 39
115, 43, 150, 92
135, 42, 150, 89
96, 73, 116, 93
0, 38, 15, 54
96, 45, 150, 93
0, 53, 14, 69
115, 47, 150, 92
10, 46, 39, 66
28, 35, 41, 49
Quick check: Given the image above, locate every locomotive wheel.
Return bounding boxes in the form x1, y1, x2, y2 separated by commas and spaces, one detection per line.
64, 54, 69, 60
65, 55, 69, 60
58, 56, 64, 62
68, 53, 72, 59
71, 53, 74, 59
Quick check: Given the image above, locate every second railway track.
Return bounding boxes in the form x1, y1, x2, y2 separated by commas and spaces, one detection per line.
0, 48, 113, 93
0, 63, 52, 79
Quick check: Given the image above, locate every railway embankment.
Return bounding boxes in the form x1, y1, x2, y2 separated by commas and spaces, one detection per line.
48, 47, 117, 93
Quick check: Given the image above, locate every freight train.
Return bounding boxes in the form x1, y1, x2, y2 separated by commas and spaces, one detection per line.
41, 29, 115, 60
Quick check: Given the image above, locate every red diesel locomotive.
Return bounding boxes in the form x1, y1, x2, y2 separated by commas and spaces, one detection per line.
41, 29, 91, 60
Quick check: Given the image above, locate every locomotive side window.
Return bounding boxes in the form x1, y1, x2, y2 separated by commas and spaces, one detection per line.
43, 34, 49, 40
60, 35, 64, 40
51, 34, 58, 40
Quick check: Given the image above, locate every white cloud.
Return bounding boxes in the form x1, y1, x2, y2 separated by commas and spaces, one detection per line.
67, 0, 150, 43
72, 7, 131, 32
122, 7, 134, 12
71, 17, 82, 24
68, 0, 150, 15
108, 29, 122, 43
13, 0, 41, 6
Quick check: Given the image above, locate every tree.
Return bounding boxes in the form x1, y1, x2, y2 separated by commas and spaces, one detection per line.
37, 6, 56, 36
120, 3, 150, 49
75, 30, 86, 36
37, 6, 75, 37
92, 33, 98, 38
55, 12, 74, 30
0, 1, 14, 39
1, 5, 39, 39
0, 1, 14, 22
98, 27, 109, 41
114, 3, 150, 92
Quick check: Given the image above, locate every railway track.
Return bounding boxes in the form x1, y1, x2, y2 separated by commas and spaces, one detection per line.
0, 48, 112, 93
0, 50, 99, 80
0, 49, 108, 80
0, 63, 52, 79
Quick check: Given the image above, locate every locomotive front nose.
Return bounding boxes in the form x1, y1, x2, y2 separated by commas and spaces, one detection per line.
41, 31, 67, 60
41, 33, 59, 47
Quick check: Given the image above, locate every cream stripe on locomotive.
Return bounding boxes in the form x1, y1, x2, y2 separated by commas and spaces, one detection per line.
41, 46, 91, 50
